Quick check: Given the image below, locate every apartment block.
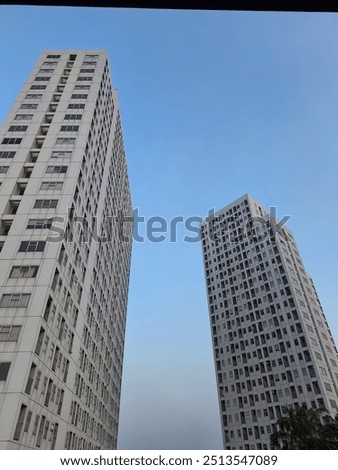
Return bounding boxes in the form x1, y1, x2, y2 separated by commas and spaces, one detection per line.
0, 50, 133, 449
201, 194, 338, 449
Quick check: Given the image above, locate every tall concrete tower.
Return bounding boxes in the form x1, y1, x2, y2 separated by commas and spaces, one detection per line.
0, 50, 133, 449
201, 194, 338, 449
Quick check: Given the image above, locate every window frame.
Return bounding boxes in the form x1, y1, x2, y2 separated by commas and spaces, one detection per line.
33, 199, 58, 209
40, 181, 64, 191
0, 151, 15, 159
10, 265, 39, 278
55, 137, 76, 145
46, 166, 68, 174
0, 293, 31, 308
60, 125, 79, 132
18, 240, 46, 252
26, 218, 53, 229
0, 325, 21, 341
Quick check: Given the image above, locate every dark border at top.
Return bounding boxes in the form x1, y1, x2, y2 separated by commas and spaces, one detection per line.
1, 1, 338, 13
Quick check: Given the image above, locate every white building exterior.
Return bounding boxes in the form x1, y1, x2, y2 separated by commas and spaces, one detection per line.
0, 50, 133, 449
201, 194, 338, 449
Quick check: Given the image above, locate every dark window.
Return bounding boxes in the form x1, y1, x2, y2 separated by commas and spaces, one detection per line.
68, 103, 85, 109
308, 365, 316, 378
46, 166, 67, 174
0, 362, 11, 380
34, 199, 58, 209
55, 137, 76, 145
60, 125, 79, 132
8, 126, 28, 132
73, 85, 90, 90
71, 94, 88, 99
0, 151, 15, 158
14, 114, 33, 121
64, 114, 82, 120
1, 138, 22, 145
30, 85, 47, 90
25, 94, 42, 100
13, 404, 27, 441
18, 241, 46, 252
27, 218, 52, 229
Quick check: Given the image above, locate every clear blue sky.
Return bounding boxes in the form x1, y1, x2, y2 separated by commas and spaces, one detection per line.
1, 6, 338, 450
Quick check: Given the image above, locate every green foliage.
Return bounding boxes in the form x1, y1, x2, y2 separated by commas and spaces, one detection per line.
270, 404, 338, 450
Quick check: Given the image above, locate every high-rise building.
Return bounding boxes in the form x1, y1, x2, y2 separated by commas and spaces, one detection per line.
0, 51, 133, 449
201, 194, 338, 450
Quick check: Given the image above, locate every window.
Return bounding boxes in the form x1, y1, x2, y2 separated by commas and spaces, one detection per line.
36, 415, 46, 447
67, 103, 85, 109
71, 94, 88, 99
51, 150, 72, 158
0, 294, 30, 308
0, 166, 9, 173
79, 68, 95, 73
73, 85, 90, 90
60, 125, 79, 132
14, 114, 33, 121
64, 114, 82, 120
20, 103, 38, 109
82, 61, 97, 66
55, 137, 76, 145
34, 76, 50, 81
13, 404, 27, 441
27, 218, 53, 229
34, 199, 58, 209
40, 181, 63, 190
8, 125, 28, 132
0, 151, 15, 159
18, 241, 46, 252
25, 94, 42, 100
0, 325, 21, 341
46, 54, 60, 58
38, 68, 54, 73
30, 85, 47, 90
10, 266, 39, 278
85, 54, 99, 59
308, 365, 316, 378
32, 415, 40, 436
0, 362, 11, 381
24, 410, 33, 432
46, 166, 68, 174
77, 76, 92, 81
1, 138, 22, 144
43, 61, 57, 66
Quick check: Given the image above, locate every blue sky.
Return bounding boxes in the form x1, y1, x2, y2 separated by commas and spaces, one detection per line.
1, 6, 338, 449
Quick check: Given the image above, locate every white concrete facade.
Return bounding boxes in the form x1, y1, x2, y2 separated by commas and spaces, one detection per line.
201, 194, 338, 449
0, 50, 133, 449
